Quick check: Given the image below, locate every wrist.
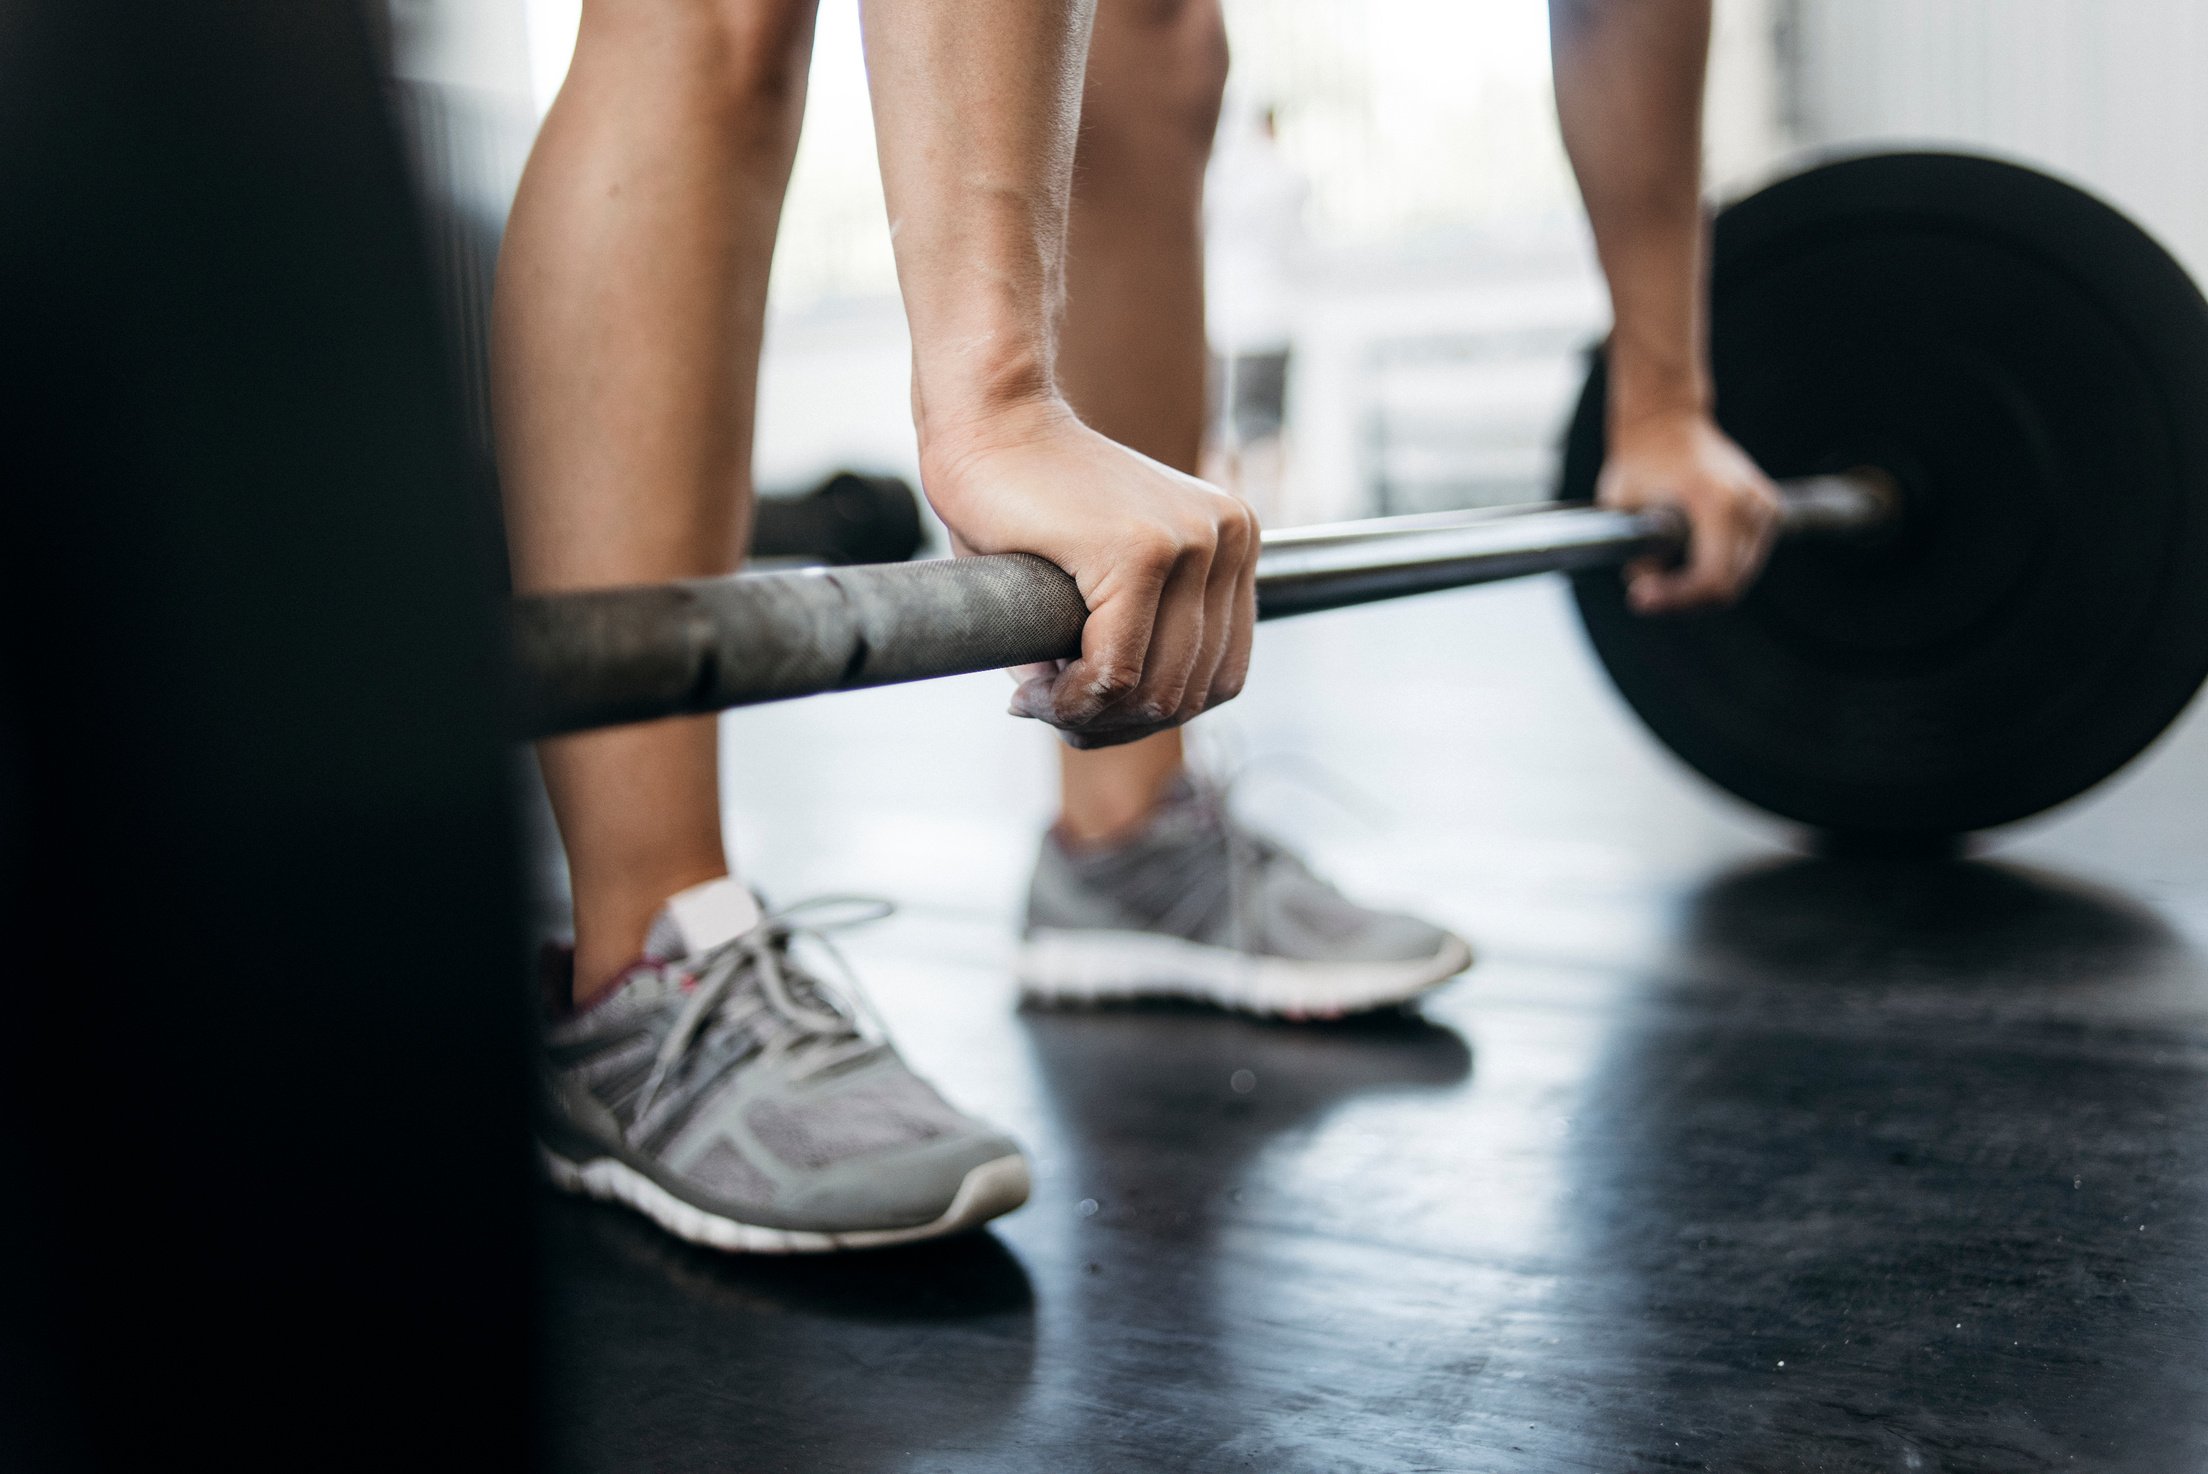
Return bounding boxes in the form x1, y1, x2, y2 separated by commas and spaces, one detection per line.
912, 338, 1061, 442
1604, 345, 1712, 436
915, 385, 1078, 511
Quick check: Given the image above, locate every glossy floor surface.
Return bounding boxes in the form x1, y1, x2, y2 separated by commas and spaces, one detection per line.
539, 579, 2208, 1473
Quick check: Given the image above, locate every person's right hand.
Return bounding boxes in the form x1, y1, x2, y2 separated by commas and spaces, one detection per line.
921, 399, 1259, 750
1598, 406, 1780, 614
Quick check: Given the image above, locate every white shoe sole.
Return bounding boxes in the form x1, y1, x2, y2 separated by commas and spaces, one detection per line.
1017, 928, 1473, 1018
541, 1148, 1031, 1254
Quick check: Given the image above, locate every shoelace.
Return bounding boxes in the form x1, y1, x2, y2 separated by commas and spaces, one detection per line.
627, 896, 892, 1141
1183, 757, 1384, 954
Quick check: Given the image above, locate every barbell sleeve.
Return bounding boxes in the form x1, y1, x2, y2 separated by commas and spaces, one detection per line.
511, 471, 1895, 737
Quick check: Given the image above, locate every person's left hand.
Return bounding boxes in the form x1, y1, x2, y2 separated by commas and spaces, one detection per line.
1596, 408, 1781, 614
919, 399, 1259, 750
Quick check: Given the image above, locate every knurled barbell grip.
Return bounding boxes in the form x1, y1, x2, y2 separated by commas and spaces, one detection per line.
511, 553, 1090, 736
511, 472, 1894, 737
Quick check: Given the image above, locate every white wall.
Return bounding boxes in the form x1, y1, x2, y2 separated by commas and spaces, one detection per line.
385, 0, 534, 104
1706, 0, 1792, 196
1784, 0, 2208, 280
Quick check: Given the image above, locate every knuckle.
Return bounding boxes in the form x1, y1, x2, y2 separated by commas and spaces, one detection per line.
1090, 661, 1142, 696
1131, 528, 1181, 569
1209, 513, 1244, 560
1225, 505, 1259, 558
1145, 673, 1191, 714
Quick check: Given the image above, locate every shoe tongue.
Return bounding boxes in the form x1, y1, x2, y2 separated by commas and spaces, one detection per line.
643, 877, 764, 963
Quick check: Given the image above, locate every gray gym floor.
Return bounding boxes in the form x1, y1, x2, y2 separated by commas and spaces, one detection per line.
541, 575, 2208, 1472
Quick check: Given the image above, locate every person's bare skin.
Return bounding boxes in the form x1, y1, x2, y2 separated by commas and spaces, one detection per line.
497, 0, 1257, 998
866, 0, 1255, 753
1053, 0, 1229, 845
1552, 0, 1780, 612
495, 1, 816, 996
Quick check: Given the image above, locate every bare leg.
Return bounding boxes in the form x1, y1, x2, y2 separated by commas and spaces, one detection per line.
494, 0, 819, 1000
1054, 0, 1230, 844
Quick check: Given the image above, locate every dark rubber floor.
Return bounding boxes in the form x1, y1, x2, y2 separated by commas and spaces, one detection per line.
539, 581, 2208, 1472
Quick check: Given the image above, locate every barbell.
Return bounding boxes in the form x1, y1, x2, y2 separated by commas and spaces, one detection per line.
512, 153, 2208, 840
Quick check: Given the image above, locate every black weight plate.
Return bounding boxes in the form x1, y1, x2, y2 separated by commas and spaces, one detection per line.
1563, 152, 2208, 836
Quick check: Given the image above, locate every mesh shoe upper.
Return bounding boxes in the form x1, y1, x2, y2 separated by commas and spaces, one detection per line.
541, 894, 1022, 1234
1024, 778, 1457, 965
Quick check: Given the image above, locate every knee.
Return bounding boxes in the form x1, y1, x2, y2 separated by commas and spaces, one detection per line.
582, 0, 818, 120
685, 0, 818, 114
1085, 0, 1230, 162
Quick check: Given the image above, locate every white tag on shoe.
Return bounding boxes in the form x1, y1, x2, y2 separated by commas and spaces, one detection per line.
652, 876, 764, 960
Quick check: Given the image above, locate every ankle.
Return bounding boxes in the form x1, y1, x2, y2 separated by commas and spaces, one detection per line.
1056, 727, 1190, 846
1055, 807, 1146, 850
568, 863, 731, 1006
1056, 773, 1191, 849
569, 945, 643, 1009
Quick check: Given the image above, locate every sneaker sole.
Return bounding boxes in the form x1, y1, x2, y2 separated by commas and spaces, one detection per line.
541, 1148, 1031, 1254
1016, 928, 1473, 1018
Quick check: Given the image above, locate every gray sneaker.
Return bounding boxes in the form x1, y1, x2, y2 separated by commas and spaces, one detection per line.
540, 878, 1029, 1253
1018, 778, 1472, 1017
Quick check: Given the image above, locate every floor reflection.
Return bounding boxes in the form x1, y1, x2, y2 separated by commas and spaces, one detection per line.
1009, 1004, 1478, 1466
1015, 1003, 1474, 1255
1557, 857, 2208, 1472
1018, 1000, 1474, 1148
554, 1190, 1036, 1321
541, 1193, 1036, 1472
1675, 855, 2193, 995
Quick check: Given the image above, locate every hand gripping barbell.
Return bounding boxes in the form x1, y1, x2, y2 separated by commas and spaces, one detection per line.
511, 154, 2208, 842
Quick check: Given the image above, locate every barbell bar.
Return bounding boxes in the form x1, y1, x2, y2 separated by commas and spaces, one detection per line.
510, 471, 1894, 740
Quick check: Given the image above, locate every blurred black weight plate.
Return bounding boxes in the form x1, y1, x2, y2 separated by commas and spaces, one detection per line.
751, 470, 926, 564
1562, 152, 2208, 837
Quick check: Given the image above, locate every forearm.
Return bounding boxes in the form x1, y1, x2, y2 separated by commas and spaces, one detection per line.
1550, 0, 1713, 428
857, 0, 1255, 738
860, 0, 1095, 453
